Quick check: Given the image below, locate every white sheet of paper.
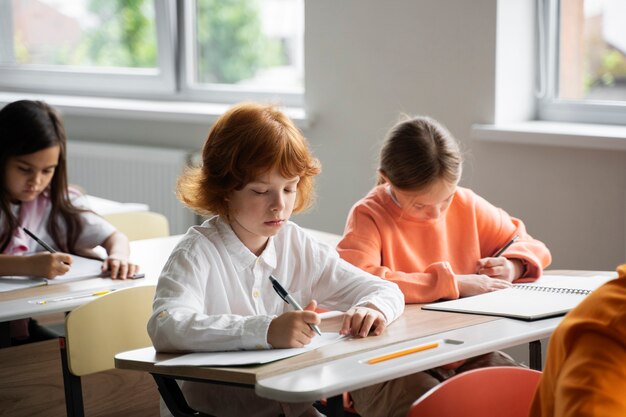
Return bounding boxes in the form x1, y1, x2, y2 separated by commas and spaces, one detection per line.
0, 255, 104, 292
46, 255, 104, 284
156, 332, 346, 367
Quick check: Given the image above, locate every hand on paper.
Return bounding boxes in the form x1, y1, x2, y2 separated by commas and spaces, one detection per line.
456, 274, 512, 297
100, 230, 139, 279
30, 252, 72, 279
268, 299, 321, 348
340, 305, 387, 338
476, 257, 524, 282
102, 257, 140, 279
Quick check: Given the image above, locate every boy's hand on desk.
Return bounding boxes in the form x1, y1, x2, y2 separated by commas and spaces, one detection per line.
268, 300, 320, 348
102, 257, 140, 280
30, 252, 72, 278
340, 306, 387, 338
477, 257, 522, 282
456, 274, 512, 297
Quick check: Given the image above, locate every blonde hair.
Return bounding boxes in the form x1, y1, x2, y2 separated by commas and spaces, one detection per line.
178, 102, 321, 217
378, 115, 462, 191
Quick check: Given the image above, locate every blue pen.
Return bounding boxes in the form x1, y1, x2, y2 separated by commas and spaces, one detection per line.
269, 275, 322, 336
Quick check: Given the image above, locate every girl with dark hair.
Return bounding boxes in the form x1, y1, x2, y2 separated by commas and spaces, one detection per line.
0, 100, 138, 345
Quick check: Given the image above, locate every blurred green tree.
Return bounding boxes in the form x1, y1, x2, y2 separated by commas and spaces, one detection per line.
82, 0, 157, 68
195, 0, 282, 84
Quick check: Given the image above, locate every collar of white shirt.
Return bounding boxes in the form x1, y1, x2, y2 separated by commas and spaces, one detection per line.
214, 216, 278, 272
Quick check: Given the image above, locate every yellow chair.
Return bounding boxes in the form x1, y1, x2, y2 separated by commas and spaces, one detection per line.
103, 211, 170, 241
60, 285, 156, 417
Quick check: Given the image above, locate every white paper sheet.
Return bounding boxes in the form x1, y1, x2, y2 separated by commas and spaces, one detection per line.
156, 332, 346, 367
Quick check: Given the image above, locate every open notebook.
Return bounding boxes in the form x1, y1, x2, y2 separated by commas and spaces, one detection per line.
422, 274, 615, 321
0, 255, 105, 293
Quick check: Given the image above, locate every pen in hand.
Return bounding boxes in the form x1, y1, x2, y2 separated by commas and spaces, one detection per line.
269, 275, 322, 336
23, 227, 71, 266
23, 227, 56, 253
492, 235, 520, 258
476, 235, 520, 274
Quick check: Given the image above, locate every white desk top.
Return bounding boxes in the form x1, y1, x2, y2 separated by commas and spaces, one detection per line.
0, 235, 181, 322
255, 316, 562, 402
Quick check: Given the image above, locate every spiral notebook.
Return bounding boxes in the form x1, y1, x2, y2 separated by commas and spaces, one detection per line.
422, 275, 615, 321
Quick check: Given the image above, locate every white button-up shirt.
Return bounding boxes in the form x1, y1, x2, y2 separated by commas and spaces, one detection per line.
148, 216, 405, 352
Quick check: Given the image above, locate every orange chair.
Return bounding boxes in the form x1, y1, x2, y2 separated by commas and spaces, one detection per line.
407, 366, 541, 417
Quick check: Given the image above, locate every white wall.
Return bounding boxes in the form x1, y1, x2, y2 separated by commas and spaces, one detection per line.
59, 0, 626, 271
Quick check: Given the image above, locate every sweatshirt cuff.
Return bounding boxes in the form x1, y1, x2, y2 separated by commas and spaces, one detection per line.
425, 261, 460, 300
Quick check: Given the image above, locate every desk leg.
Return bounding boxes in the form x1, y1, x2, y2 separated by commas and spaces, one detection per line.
326, 395, 346, 417
0, 321, 10, 348
529, 340, 542, 370
152, 374, 216, 417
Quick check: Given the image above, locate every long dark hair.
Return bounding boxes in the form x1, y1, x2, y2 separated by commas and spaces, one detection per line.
0, 100, 84, 253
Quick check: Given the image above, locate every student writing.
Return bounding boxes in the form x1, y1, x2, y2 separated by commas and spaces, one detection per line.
337, 115, 552, 417
147, 102, 405, 417
0, 100, 139, 345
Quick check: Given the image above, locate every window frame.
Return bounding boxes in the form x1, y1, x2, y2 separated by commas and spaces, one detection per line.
176, 0, 304, 107
0, 0, 177, 98
0, 0, 304, 107
536, 0, 626, 126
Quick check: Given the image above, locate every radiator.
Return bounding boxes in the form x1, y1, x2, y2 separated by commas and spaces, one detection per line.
66, 141, 196, 235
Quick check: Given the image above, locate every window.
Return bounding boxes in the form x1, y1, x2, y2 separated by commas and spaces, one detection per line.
0, 0, 304, 106
537, 0, 626, 125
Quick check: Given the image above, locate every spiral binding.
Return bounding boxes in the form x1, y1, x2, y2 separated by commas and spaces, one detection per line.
513, 285, 591, 295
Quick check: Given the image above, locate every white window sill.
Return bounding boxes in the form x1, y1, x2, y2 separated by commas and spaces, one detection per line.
471, 121, 626, 152
0, 92, 309, 128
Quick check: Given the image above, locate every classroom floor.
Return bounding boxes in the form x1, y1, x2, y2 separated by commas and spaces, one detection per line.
0, 320, 159, 416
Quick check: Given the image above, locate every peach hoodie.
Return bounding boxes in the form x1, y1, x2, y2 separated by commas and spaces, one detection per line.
337, 185, 552, 303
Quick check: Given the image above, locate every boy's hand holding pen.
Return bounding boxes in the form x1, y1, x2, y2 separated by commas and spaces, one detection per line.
267, 275, 322, 348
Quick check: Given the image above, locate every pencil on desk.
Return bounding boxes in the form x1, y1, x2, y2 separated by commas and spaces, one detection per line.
35, 289, 116, 304
367, 341, 440, 364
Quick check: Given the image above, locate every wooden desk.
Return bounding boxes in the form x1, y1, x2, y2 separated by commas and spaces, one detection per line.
115, 270, 616, 417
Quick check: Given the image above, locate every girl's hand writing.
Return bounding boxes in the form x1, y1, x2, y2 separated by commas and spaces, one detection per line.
102, 257, 140, 280
30, 252, 72, 279
340, 305, 387, 337
477, 257, 524, 282
456, 274, 512, 297
268, 300, 320, 348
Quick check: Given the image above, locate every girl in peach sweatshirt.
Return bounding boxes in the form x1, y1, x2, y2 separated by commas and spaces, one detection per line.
337, 115, 552, 417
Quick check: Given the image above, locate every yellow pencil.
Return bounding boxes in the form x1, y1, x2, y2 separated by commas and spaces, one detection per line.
367, 341, 440, 364
36, 289, 115, 305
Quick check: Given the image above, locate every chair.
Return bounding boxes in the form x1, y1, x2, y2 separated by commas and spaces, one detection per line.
407, 366, 542, 417
103, 211, 170, 240
60, 285, 157, 417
